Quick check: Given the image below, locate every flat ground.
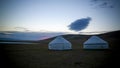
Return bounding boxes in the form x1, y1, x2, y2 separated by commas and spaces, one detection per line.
0, 42, 116, 68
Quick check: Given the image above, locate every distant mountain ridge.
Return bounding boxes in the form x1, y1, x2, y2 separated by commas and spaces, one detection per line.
0, 32, 64, 42
0, 30, 120, 43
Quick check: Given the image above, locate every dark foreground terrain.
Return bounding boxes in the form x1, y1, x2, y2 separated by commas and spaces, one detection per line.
0, 31, 120, 68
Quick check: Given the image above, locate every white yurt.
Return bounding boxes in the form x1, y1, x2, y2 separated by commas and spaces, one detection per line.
83, 36, 109, 49
48, 36, 72, 50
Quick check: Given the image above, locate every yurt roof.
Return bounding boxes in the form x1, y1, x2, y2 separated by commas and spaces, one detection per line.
84, 36, 107, 44
49, 36, 70, 44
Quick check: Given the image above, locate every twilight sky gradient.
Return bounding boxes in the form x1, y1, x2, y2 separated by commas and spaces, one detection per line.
0, 0, 120, 33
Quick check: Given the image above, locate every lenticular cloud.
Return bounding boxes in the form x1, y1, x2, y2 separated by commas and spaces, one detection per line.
68, 17, 91, 31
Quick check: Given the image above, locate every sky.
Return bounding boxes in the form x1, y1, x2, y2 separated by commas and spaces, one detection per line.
0, 0, 120, 33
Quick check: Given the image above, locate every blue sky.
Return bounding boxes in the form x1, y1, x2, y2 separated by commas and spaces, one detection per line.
0, 0, 120, 33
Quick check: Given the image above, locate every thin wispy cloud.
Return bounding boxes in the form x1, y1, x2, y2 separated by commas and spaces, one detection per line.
90, 0, 115, 8
15, 27, 30, 32
79, 31, 112, 35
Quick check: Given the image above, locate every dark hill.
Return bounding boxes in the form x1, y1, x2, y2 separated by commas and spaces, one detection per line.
39, 30, 120, 49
